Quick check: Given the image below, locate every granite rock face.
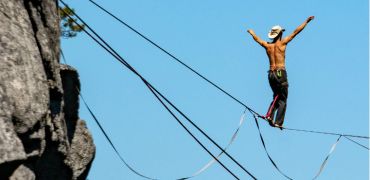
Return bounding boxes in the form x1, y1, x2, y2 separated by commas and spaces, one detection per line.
0, 1, 95, 179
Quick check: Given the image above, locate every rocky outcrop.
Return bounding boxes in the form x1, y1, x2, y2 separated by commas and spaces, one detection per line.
0, 1, 95, 179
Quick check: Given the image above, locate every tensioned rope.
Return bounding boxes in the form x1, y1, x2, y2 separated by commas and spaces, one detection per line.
60, 47, 157, 180
60, 1, 256, 179
75, 84, 369, 180
281, 127, 369, 139
251, 114, 293, 180
87, 0, 369, 140
87, 0, 259, 115
252, 113, 346, 180
342, 136, 369, 150
59, 9, 240, 180
60, 51, 250, 179
80, 93, 158, 180
185, 110, 248, 179
85, 1, 369, 179
60, 48, 68, 64
61, 1, 369, 179
146, 83, 248, 180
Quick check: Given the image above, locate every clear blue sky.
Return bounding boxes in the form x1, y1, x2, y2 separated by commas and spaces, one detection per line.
61, 0, 369, 179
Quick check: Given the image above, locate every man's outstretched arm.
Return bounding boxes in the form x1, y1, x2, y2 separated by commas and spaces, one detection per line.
282, 16, 315, 44
247, 29, 267, 47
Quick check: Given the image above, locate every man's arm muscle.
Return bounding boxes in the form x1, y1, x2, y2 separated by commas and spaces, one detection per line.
282, 16, 314, 44
247, 29, 267, 47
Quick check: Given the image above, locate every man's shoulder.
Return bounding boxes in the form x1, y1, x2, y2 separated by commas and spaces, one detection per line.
265, 42, 276, 48
275, 41, 288, 47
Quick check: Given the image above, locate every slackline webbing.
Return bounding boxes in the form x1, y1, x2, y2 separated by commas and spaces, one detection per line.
182, 110, 248, 179
282, 127, 369, 139
60, 1, 369, 179
84, 2, 370, 178
252, 114, 293, 180
79, 87, 250, 180
60, 11, 241, 180
79, 93, 157, 180
63, 57, 249, 179
60, 1, 255, 179
146, 84, 240, 180
343, 136, 369, 150
87, 0, 259, 116
87, 0, 369, 141
145, 82, 255, 179
313, 135, 342, 180
64, 62, 248, 179
253, 114, 346, 180
61, 55, 157, 179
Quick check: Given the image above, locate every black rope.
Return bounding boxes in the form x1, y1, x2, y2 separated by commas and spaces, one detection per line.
252, 114, 293, 180
79, 93, 158, 180
80, 2, 370, 179
59, 1, 254, 179
282, 127, 369, 139
60, 48, 156, 179
60, 2, 368, 180
62, 51, 244, 180
87, 0, 259, 116
59, 7, 239, 180
60, 48, 68, 64
61, 49, 156, 179
146, 81, 256, 179
87, 0, 370, 140
343, 136, 369, 150
145, 82, 239, 180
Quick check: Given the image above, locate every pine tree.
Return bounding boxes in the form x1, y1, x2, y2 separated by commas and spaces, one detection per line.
59, 7, 84, 38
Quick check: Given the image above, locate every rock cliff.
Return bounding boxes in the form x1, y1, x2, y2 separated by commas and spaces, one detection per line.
0, 0, 95, 179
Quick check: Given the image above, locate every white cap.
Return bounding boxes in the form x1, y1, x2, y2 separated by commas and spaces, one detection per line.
268, 25, 285, 39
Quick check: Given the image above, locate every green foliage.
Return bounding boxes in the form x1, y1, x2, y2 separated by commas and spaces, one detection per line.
59, 7, 85, 38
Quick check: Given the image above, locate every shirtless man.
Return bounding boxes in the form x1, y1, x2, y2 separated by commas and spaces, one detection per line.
247, 16, 314, 129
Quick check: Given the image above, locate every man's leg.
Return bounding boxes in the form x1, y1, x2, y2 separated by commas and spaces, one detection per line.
266, 71, 280, 126
274, 99, 286, 126
274, 86, 288, 126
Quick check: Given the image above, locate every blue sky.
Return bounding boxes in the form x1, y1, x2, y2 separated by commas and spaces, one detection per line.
61, 0, 369, 179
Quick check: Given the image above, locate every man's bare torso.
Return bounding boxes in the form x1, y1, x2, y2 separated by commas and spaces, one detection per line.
265, 41, 287, 70
247, 16, 315, 71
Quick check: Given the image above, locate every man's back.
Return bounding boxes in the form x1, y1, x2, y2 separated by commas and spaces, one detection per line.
264, 41, 287, 70
247, 16, 314, 70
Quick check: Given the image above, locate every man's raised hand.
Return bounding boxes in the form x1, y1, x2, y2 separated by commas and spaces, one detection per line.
307, 16, 315, 23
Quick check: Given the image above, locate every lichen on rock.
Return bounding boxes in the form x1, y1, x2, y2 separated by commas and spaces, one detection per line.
0, 1, 95, 179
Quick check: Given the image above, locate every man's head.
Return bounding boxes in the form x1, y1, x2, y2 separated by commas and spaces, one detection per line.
268, 25, 285, 41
